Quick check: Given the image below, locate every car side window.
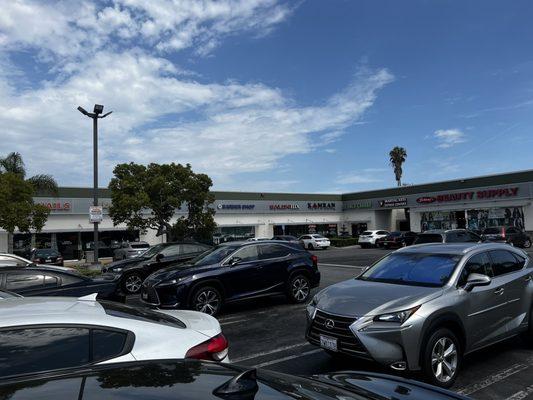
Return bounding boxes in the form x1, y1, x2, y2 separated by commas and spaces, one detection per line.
0, 327, 91, 378
466, 232, 481, 242
232, 245, 260, 263
259, 244, 291, 260
458, 252, 493, 286
181, 244, 205, 254
5, 273, 45, 290
92, 329, 128, 362
490, 250, 523, 276
377, 231, 387, 235
160, 245, 182, 257
445, 232, 459, 242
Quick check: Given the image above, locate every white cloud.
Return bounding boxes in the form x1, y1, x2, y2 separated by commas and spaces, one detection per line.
434, 129, 467, 148
0, 1, 394, 188
335, 168, 386, 185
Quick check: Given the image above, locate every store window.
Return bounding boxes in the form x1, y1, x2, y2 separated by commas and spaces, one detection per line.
213, 226, 255, 244
467, 207, 524, 232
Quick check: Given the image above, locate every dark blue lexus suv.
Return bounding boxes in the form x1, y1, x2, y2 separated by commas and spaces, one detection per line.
140, 240, 320, 316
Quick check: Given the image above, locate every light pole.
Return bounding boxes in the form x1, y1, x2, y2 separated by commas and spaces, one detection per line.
77, 104, 112, 264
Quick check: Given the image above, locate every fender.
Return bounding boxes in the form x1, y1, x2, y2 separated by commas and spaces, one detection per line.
418, 311, 466, 365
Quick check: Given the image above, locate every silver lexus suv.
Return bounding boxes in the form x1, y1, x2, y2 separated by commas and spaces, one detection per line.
306, 243, 532, 388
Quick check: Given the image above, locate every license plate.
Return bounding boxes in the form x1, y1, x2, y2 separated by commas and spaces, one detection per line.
320, 335, 337, 351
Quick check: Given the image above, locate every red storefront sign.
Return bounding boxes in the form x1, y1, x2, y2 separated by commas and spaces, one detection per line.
37, 201, 71, 211
417, 187, 519, 204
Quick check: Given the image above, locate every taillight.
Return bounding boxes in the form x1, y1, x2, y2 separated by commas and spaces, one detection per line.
501, 228, 506, 238
185, 333, 228, 361
311, 255, 318, 268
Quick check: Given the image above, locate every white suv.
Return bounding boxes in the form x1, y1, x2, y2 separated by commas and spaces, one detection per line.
299, 234, 331, 250
358, 230, 389, 248
0, 295, 229, 379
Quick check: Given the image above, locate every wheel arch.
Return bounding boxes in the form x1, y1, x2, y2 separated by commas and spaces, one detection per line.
418, 312, 466, 366
186, 278, 226, 306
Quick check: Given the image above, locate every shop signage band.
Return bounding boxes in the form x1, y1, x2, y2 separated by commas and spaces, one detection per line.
217, 204, 256, 210
343, 200, 372, 210
379, 198, 407, 207
37, 201, 71, 211
307, 202, 336, 210
416, 187, 519, 204
269, 204, 300, 210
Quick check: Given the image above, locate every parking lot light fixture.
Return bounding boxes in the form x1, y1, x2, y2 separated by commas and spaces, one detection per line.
77, 104, 113, 265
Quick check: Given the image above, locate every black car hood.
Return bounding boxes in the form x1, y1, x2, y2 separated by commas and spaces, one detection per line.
2, 360, 468, 400
145, 263, 208, 284
105, 257, 149, 272
315, 278, 443, 317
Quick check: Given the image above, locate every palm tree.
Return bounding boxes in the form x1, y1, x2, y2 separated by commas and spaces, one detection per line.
389, 147, 407, 187
0, 152, 59, 252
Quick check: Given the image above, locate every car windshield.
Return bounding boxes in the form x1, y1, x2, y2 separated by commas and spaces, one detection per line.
415, 234, 443, 244
361, 231, 372, 235
141, 244, 165, 258
99, 301, 185, 328
131, 243, 150, 249
359, 253, 461, 287
34, 249, 59, 257
483, 228, 501, 234
191, 245, 240, 265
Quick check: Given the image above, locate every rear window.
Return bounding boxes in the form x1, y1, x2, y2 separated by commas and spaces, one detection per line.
482, 228, 501, 234
361, 231, 373, 236
35, 249, 59, 257
311, 234, 325, 238
389, 232, 402, 237
415, 234, 443, 244
131, 243, 149, 249
99, 301, 185, 328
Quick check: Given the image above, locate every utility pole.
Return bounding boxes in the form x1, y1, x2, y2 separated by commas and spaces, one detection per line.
77, 104, 112, 264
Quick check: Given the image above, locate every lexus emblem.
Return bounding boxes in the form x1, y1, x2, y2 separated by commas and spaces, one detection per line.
324, 319, 335, 329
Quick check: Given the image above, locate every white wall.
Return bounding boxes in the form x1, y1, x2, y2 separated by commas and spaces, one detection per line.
524, 203, 533, 232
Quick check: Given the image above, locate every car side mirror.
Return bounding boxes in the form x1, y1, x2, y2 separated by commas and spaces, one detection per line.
156, 253, 164, 262
464, 273, 491, 292
230, 257, 242, 266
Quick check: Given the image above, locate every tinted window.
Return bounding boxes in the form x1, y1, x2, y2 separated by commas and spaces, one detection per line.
260, 244, 291, 259
360, 253, 461, 287
361, 231, 373, 235
377, 231, 388, 235
513, 253, 527, 269
483, 228, 501, 234
100, 301, 185, 328
181, 244, 207, 254
34, 249, 59, 257
415, 234, 443, 244
6, 273, 44, 290
160, 244, 182, 257
490, 250, 523, 276
130, 243, 150, 249
467, 232, 481, 242
232, 245, 260, 262
506, 227, 518, 234
458, 253, 493, 286
92, 329, 128, 362
192, 245, 239, 266
0, 327, 90, 378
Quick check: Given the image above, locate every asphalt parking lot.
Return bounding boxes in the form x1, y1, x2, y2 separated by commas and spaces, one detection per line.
217, 245, 533, 400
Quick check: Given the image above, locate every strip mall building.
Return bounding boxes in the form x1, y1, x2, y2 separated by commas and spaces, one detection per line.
1, 170, 532, 259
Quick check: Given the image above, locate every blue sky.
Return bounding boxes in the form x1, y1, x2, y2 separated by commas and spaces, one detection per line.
0, 0, 532, 193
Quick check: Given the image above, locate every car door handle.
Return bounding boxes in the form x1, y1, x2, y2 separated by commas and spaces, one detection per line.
494, 288, 505, 295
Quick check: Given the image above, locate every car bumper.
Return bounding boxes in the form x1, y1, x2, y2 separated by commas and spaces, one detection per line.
315, 242, 330, 248
306, 309, 424, 371
140, 282, 189, 309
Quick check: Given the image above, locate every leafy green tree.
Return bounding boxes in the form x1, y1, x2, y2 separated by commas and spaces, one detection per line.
109, 162, 216, 242
389, 146, 407, 187
0, 152, 58, 253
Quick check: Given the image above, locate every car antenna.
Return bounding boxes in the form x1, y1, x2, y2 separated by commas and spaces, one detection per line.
212, 368, 258, 400
78, 293, 98, 301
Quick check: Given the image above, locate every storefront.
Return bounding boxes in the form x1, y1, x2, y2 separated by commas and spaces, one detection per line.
0, 170, 531, 256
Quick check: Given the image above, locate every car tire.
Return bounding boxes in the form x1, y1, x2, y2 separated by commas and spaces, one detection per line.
307, 243, 314, 250
122, 272, 144, 294
524, 239, 532, 249
287, 274, 311, 303
190, 285, 223, 316
422, 328, 462, 388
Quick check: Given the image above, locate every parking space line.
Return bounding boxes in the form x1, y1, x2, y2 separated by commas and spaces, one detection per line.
221, 318, 254, 326
231, 342, 312, 363
253, 349, 323, 368
456, 363, 530, 395
504, 385, 533, 400
319, 263, 366, 268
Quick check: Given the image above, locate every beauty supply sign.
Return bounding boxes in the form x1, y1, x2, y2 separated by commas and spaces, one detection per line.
416, 187, 520, 204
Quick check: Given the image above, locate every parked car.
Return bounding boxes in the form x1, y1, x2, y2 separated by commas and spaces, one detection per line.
358, 230, 390, 248
30, 248, 64, 266
247, 237, 271, 241
0, 253, 76, 272
103, 242, 212, 295
113, 241, 151, 261
0, 265, 124, 302
0, 296, 228, 379
380, 231, 418, 249
0, 290, 21, 299
481, 226, 531, 248
0, 359, 469, 400
306, 243, 531, 388
141, 240, 320, 316
299, 234, 331, 250
415, 229, 481, 244
85, 241, 114, 258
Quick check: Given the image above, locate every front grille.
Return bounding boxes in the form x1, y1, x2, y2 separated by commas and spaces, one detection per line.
141, 285, 160, 306
307, 310, 368, 356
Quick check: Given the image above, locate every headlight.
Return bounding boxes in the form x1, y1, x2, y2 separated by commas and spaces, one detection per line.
158, 276, 189, 287
373, 305, 420, 324
306, 296, 318, 319
113, 268, 123, 272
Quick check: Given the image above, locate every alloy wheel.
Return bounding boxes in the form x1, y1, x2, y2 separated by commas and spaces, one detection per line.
431, 337, 458, 383
292, 277, 310, 301
195, 290, 220, 315
125, 274, 142, 293
524, 239, 532, 248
